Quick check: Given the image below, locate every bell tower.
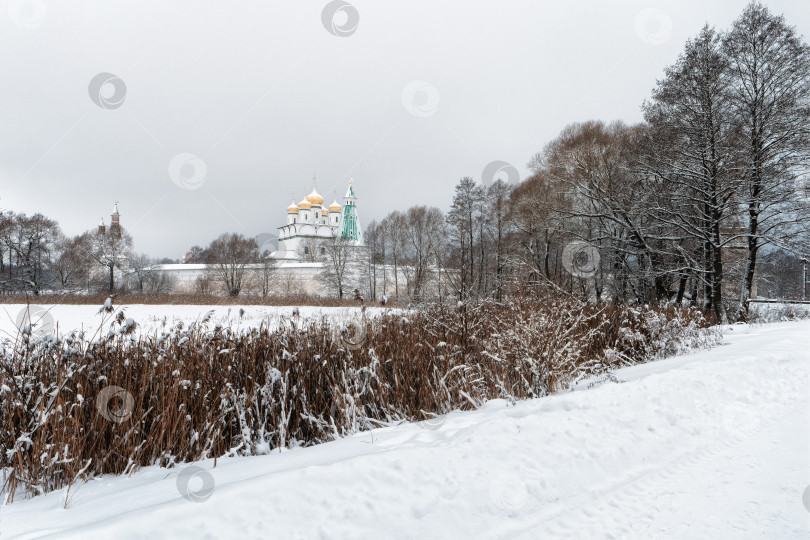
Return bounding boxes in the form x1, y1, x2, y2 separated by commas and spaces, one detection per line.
110, 202, 121, 238
340, 179, 362, 242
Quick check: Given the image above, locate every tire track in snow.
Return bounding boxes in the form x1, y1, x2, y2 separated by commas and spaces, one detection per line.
511, 352, 805, 539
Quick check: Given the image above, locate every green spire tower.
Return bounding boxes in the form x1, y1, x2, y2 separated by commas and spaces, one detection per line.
340, 178, 362, 242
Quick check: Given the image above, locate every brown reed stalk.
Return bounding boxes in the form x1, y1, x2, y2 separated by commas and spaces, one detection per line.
0, 296, 717, 502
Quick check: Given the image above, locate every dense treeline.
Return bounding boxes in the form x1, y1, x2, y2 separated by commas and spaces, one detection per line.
363, 3, 810, 320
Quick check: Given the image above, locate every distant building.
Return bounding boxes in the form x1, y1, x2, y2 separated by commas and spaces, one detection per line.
97, 202, 122, 238
151, 178, 366, 295
273, 178, 364, 259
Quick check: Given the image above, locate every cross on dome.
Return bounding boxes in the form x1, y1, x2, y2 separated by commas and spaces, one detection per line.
306, 177, 324, 205
329, 189, 342, 211
287, 194, 299, 213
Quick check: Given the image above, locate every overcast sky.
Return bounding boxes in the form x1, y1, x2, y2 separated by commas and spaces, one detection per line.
2, 0, 808, 258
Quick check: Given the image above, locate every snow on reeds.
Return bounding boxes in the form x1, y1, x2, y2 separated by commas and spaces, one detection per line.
1, 297, 717, 502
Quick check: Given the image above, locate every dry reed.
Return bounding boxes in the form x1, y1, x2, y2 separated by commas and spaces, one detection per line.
0, 297, 717, 502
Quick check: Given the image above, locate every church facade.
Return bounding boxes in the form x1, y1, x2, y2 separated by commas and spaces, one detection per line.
272, 178, 363, 260
147, 178, 365, 295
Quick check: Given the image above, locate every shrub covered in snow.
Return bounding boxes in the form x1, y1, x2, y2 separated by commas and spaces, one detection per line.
0, 297, 718, 501
747, 302, 810, 323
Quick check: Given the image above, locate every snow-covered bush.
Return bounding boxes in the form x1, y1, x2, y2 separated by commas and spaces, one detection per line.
747, 302, 810, 323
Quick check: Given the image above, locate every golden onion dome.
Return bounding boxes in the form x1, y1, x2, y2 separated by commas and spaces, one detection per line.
329, 199, 342, 212
298, 198, 311, 209
306, 186, 324, 206
321, 207, 328, 215
287, 198, 299, 213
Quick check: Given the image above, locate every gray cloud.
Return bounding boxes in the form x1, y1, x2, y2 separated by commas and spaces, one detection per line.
1, 0, 807, 258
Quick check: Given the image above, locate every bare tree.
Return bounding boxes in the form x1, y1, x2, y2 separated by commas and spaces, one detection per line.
363, 220, 382, 301
723, 2, 810, 316
278, 269, 303, 295
318, 233, 355, 299
127, 253, 175, 293
1, 213, 61, 294
403, 206, 444, 301
532, 121, 665, 303
0, 211, 13, 279
128, 253, 157, 293
257, 256, 278, 297
195, 273, 215, 296
486, 180, 514, 300
643, 25, 741, 320
86, 226, 134, 293
380, 211, 407, 299
446, 177, 482, 300
51, 233, 93, 291
206, 233, 259, 296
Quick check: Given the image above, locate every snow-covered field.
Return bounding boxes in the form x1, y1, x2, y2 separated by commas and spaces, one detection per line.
0, 303, 390, 341
2, 320, 808, 539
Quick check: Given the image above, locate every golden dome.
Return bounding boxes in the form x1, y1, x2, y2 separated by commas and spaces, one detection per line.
321, 207, 328, 215
287, 198, 299, 212
329, 199, 342, 212
298, 198, 311, 209
306, 187, 324, 206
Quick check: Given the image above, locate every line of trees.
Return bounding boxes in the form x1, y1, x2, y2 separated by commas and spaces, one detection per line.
360, 3, 809, 320
0, 210, 172, 295
3, 3, 805, 316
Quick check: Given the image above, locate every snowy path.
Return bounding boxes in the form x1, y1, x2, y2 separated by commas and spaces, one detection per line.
2, 322, 809, 539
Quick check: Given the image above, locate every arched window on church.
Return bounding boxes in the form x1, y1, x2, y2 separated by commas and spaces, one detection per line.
304, 246, 310, 255
320, 247, 326, 255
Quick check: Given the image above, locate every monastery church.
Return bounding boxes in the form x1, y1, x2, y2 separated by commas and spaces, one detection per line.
274, 178, 363, 259
144, 178, 365, 294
